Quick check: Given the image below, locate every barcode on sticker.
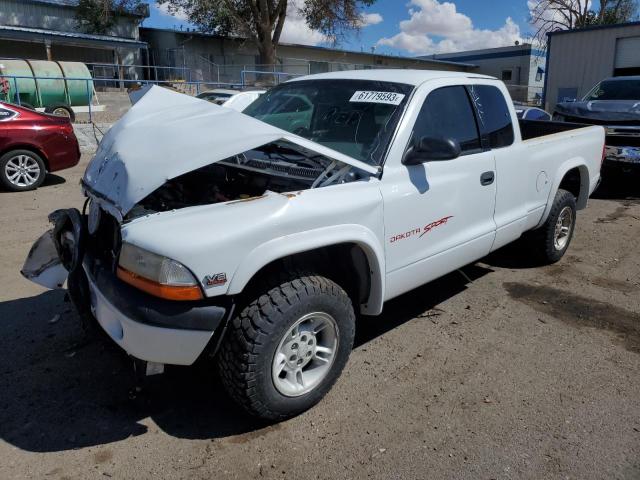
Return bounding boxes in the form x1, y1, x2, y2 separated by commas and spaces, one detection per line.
349, 91, 405, 105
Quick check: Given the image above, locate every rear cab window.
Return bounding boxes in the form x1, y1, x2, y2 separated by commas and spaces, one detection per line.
467, 85, 514, 149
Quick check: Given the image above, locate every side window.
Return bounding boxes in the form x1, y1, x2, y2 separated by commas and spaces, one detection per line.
525, 108, 551, 121
467, 85, 514, 149
412, 86, 481, 155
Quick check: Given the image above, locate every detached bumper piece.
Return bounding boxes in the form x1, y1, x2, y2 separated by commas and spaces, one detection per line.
82, 257, 228, 365
605, 145, 640, 166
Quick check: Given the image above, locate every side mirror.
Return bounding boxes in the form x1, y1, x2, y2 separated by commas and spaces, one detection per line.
403, 136, 461, 165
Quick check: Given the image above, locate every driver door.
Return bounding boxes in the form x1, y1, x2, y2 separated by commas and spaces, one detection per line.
380, 85, 497, 300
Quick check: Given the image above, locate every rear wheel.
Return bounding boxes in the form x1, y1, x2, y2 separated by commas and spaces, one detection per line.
218, 273, 355, 420
45, 103, 75, 123
529, 188, 577, 264
0, 149, 46, 191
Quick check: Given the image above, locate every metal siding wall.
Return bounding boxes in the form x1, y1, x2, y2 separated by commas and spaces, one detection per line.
0, 0, 139, 39
546, 25, 640, 112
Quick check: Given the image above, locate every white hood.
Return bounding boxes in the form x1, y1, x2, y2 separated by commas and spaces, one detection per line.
83, 86, 378, 218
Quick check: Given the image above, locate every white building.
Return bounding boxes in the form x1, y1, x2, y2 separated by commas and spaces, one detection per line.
422, 44, 546, 104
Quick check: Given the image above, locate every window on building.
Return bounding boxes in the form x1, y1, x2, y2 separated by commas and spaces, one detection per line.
467, 85, 514, 149
501, 70, 513, 82
535, 67, 544, 82
412, 86, 481, 155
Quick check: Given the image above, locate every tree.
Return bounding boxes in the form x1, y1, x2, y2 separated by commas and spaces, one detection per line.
593, 0, 639, 24
529, 0, 638, 47
156, 0, 376, 65
75, 0, 146, 35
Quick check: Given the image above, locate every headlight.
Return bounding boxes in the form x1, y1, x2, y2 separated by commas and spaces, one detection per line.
117, 243, 203, 300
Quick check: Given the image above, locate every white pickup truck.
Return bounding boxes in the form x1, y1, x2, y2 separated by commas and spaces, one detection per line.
22, 70, 604, 420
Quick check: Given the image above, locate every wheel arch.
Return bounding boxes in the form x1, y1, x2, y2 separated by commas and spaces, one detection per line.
537, 160, 590, 228
227, 225, 386, 315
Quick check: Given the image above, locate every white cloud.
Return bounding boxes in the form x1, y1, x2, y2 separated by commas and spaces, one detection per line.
360, 12, 384, 27
155, 3, 188, 21
281, 0, 382, 45
279, 0, 326, 45
377, 0, 523, 55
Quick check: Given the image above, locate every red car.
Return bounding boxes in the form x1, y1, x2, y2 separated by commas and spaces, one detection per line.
0, 102, 80, 191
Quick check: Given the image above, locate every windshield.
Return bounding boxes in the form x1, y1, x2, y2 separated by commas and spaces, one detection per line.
243, 79, 413, 165
584, 79, 640, 101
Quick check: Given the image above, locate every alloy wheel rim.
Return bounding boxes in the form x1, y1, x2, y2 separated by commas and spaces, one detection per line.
52, 107, 70, 118
5, 155, 40, 187
272, 312, 339, 397
553, 206, 573, 251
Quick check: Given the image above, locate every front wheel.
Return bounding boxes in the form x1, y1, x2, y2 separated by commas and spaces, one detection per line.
0, 149, 46, 191
218, 273, 355, 420
529, 188, 577, 264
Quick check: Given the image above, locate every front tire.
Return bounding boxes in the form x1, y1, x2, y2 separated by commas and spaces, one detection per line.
0, 149, 46, 191
530, 188, 577, 263
218, 273, 355, 420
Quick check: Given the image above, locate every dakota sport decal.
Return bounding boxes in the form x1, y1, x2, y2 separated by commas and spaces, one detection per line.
389, 216, 454, 244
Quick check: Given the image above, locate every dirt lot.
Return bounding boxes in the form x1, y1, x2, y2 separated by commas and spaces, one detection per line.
1, 156, 639, 479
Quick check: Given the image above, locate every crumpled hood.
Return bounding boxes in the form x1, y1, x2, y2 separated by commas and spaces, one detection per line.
83, 86, 378, 218
555, 100, 640, 123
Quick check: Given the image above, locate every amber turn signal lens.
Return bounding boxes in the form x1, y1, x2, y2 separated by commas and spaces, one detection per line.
117, 266, 203, 301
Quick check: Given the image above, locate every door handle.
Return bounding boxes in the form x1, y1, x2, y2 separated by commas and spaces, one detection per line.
480, 171, 495, 186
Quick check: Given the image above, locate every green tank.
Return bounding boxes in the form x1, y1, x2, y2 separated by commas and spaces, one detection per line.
0, 60, 94, 108
58, 61, 93, 105
29, 60, 67, 105
0, 59, 38, 106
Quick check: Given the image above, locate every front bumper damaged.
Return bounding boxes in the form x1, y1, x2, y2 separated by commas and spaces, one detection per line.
21, 208, 228, 366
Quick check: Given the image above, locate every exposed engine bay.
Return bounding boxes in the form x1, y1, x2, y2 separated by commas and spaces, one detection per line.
126, 141, 364, 219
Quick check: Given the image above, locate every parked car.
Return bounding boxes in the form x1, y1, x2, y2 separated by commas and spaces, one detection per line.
553, 76, 640, 173
196, 88, 265, 111
514, 103, 551, 121
22, 71, 604, 420
0, 102, 80, 191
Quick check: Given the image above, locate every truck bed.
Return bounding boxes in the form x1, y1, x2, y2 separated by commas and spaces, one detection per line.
519, 119, 587, 141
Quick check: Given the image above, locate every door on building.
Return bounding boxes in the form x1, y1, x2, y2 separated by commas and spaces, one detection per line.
614, 36, 640, 76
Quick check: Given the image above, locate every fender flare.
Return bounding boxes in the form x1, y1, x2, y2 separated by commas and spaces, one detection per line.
227, 224, 386, 315
537, 158, 590, 228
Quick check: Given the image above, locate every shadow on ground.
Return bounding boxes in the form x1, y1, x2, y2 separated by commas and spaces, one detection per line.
593, 170, 640, 201
0, 174, 66, 195
0, 265, 492, 453
42, 173, 67, 187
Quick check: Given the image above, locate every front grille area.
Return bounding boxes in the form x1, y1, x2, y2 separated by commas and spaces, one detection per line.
87, 210, 121, 273
606, 135, 640, 147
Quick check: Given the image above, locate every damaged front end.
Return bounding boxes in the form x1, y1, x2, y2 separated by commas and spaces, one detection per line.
21, 208, 85, 290
20, 85, 382, 366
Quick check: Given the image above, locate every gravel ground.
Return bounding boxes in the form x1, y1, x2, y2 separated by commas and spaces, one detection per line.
0, 156, 639, 479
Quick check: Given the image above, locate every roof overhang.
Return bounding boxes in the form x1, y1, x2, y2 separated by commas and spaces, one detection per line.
22, 0, 150, 18
0, 25, 147, 49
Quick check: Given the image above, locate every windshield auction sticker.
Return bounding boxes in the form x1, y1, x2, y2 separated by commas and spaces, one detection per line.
349, 91, 406, 105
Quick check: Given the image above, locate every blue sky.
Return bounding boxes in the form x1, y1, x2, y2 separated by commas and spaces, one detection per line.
142, 0, 535, 56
